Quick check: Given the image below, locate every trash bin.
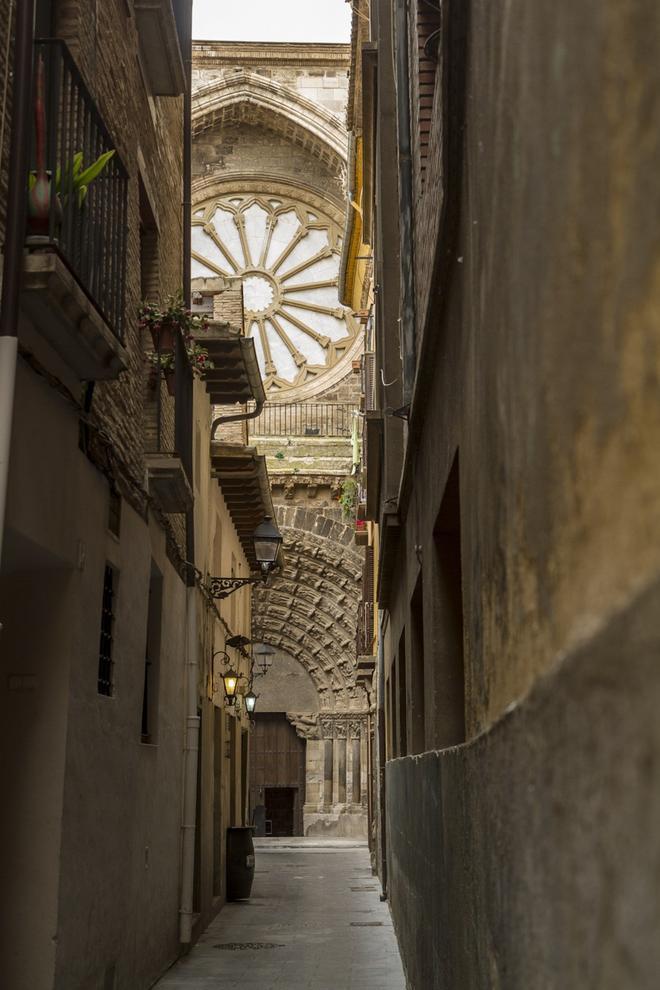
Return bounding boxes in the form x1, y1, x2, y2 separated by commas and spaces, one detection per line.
226, 826, 255, 901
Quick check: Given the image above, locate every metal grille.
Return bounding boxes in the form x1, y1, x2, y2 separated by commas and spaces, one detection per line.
97, 565, 116, 696
29, 40, 128, 339
247, 402, 353, 438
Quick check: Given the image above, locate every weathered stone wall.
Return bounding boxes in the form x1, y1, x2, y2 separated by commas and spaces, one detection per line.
389, 0, 660, 735
193, 121, 345, 205
372, 0, 660, 984
386, 580, 660, 989
192, 41, 350, 118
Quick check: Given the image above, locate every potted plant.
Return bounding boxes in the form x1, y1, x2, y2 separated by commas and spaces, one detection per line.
27, 53, 115, 239
148, 351, 176, 395
138, 296, 209, 353
187, 341, 214, 377
147, 340, 214, 397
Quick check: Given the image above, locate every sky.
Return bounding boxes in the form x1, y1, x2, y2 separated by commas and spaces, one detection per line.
192, 0, 352, 43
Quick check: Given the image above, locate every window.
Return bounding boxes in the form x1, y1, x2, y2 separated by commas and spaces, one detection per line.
108, 487, 121, 538
141, 562, 163, 742
430, 452, 465, 746
97, 564, 117, 696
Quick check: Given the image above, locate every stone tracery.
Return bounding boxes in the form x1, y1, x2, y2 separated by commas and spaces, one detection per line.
192, 193, 360, 395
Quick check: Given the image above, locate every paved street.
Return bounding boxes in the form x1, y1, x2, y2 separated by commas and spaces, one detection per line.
154, 839, 406, 990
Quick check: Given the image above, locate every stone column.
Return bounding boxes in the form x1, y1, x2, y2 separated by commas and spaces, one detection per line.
323, 737, 334, 808
337, 735, 347, 804
351, 736, 361, 804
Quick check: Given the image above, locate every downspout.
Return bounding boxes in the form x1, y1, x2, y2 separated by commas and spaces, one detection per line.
211, 394, 263, 432
394, 0, 416, 404
179, 0, 200, 947
0, 0, 35, 569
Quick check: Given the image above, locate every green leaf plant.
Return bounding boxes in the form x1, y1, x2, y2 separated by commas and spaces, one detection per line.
29, 149, 115, 207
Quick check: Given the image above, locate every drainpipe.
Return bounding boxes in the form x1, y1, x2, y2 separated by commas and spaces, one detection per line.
0, 0, 35, 569
179, 585, 200, 944
211, 394, 264, 432
394, 0, 416, 404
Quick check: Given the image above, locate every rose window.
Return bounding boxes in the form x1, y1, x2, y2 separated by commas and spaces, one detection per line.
191, 194, 360, 395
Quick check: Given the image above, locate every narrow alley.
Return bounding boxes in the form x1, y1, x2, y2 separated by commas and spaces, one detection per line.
154, 840, 406, 990
2, 0, 660, 987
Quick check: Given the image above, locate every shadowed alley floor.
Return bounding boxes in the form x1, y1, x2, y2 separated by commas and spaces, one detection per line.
154, 838, 406, 990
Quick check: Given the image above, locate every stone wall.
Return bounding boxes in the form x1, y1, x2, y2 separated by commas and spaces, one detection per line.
386, 579, 660, 989
193, 121, 345, 206
192, 41, 350, 118
387, 0, 660, 735
369, 0, 660, 984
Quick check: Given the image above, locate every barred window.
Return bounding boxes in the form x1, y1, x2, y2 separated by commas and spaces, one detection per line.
97, 565, 117, 696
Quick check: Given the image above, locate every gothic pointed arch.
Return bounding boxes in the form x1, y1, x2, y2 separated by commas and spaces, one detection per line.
192, 70, 348, 175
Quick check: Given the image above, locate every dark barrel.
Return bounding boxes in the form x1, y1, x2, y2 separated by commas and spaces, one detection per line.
226, 826, 256, 901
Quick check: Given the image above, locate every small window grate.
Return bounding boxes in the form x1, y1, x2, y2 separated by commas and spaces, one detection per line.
97, 565, 116, 696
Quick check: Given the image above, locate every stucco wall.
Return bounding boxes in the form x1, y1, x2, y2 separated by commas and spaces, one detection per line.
0, 360, 189, 990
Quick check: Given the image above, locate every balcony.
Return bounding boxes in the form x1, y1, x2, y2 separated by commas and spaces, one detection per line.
145, 452, 193, 514
247, 402, 354, 438
23, 40, 128, 380
134, 0, 185, 96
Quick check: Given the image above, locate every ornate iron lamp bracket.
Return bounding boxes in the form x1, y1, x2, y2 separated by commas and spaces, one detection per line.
207, 575, 264, 600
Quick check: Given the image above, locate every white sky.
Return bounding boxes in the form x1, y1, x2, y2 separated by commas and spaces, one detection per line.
193, 0, 352, 43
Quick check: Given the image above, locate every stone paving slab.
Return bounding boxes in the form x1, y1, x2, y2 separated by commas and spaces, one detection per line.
154, 839, 406, 990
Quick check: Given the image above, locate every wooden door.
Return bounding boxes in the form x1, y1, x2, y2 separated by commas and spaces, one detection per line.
249, 713, 305, 835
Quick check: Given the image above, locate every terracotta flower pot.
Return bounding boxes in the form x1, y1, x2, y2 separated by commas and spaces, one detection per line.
164, 369, 176, 396
150, 321, 176, 353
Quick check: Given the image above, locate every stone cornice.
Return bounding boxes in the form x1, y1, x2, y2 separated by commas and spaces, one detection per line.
193, 40, 351, 69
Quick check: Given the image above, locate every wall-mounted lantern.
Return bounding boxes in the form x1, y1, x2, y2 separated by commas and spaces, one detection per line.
207, 516, 283, 599
253, 643, 275, 677
222, 667, 240, 705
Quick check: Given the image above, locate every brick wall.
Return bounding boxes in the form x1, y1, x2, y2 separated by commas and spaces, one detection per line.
55, 0, 183, 489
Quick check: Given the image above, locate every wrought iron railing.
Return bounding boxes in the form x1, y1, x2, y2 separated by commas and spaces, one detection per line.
28, 40, 128, 338
247, 402, 354, 437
